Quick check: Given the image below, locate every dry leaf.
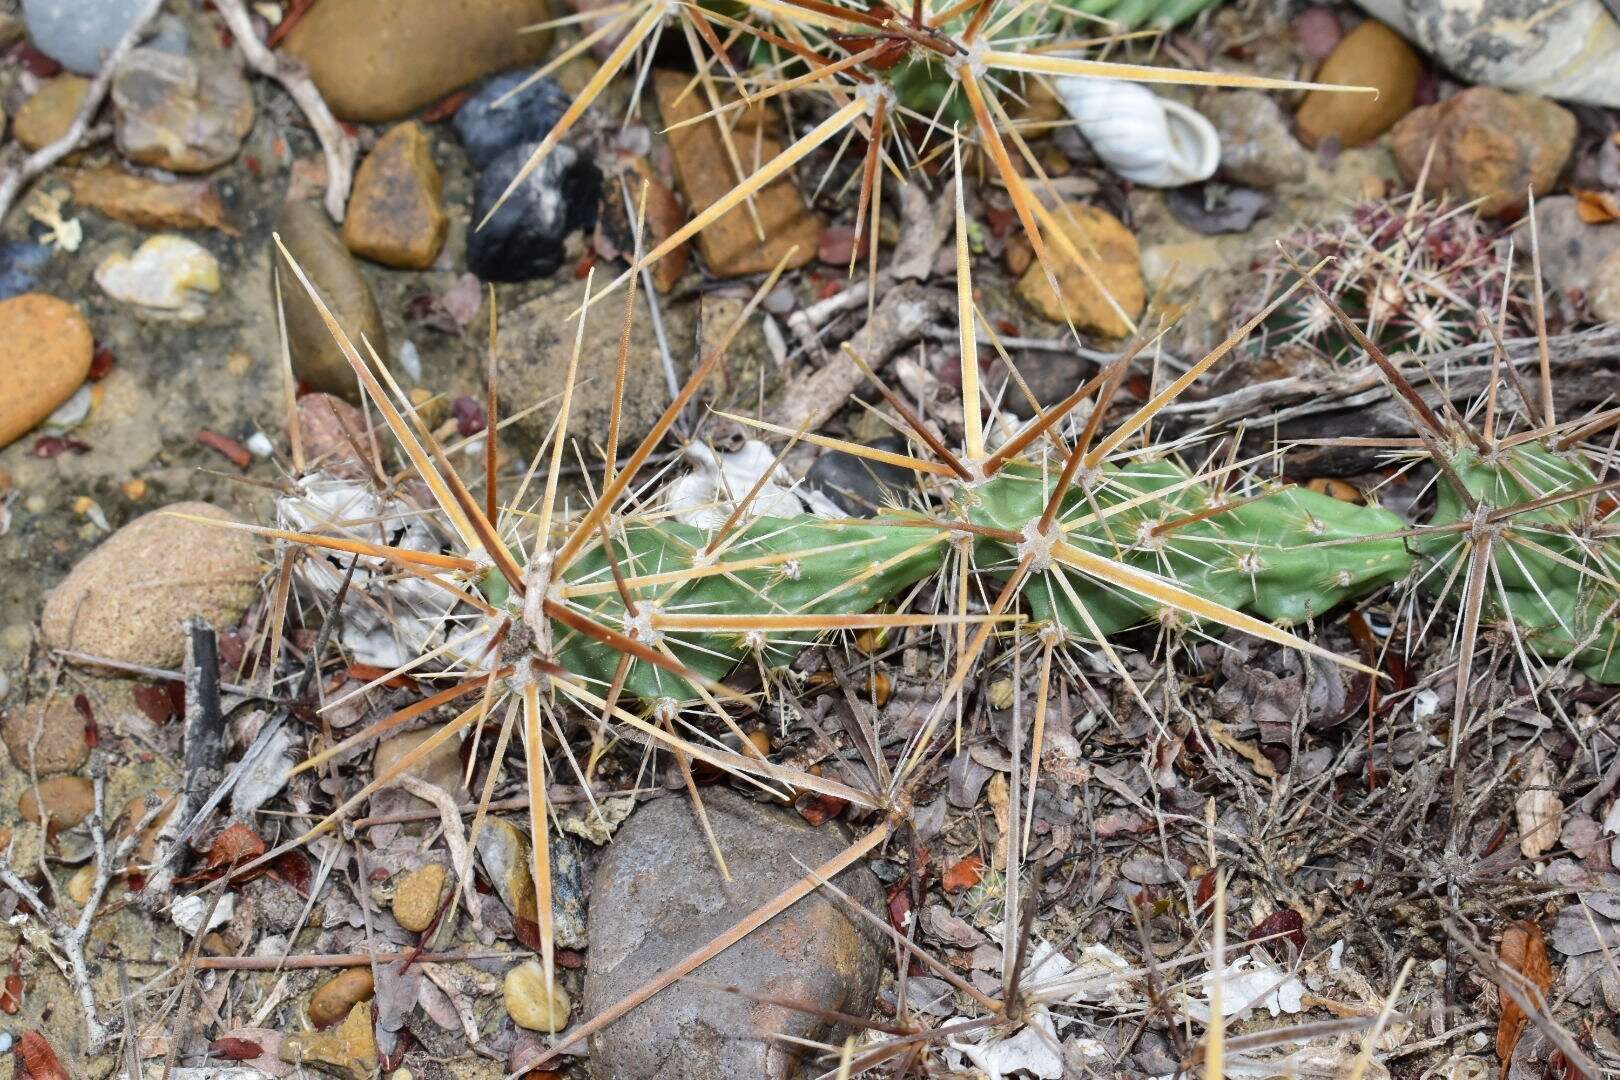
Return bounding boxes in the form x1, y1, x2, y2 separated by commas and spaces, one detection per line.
1574, 189, 1620, 225
1207, 721, 1278, 778
943, 855, 985, 894
1497, 920, 1555, 1065
16, 1033, 72, 1080
1516, 748, 1563, 859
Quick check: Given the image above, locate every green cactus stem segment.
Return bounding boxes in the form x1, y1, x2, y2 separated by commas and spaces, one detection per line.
1414, 442, 1620, 684
483, 456, 1422, 701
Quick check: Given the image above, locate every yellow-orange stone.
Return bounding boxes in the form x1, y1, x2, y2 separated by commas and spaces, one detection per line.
343, 122, 447, 269
654, 70, 821, 278
13, 75, 89, 150
1296, 20, 1421, 149
282, 0, 556, 123
1015, 203, 1145, 338
0, 294, 94, 448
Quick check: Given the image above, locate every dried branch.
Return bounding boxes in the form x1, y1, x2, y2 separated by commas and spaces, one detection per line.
0, 0, 166, 223
211, 0, 356, 222
0, 765, 174, 1051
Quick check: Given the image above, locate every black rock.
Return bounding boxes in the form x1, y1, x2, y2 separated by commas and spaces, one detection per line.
453, 70, 570, 170
0, 242, 51, 301
468, 141, 601, 283
806, 437, 915, 515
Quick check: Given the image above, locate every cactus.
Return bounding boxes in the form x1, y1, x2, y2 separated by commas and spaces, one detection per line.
1250, 195, 1532, 364
1413, 440, 1620, 684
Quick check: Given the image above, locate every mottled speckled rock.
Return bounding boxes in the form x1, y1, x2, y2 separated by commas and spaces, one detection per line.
111, 48, 254, 173
283, 0, 556, 123
274, 200, 388, 403
584, 789, 884, 1080
1354, 0, 1620, 109
41, 502, 259, 668
1391, 87, 1575, 219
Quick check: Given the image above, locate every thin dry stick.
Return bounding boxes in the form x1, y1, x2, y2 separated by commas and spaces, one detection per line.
212, 0, 357, 221
0, 773, 174, 1051
0, 0, 165, 222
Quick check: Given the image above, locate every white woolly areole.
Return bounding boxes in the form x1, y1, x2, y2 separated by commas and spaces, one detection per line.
1016, 519, 1059, 574
944, 38, 989, 81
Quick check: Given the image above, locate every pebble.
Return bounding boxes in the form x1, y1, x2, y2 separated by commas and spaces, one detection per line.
0, 293, 92, 449
453, 70, 569, 171
1, 695, 90, 774
503, 960, 571, 1032
584, 788, 884, 1079
806, 438, 914, 515
13, 74, 89, 151
308, 968, 376, 1030
19, 775, 94, 829
654, 70, 821, 278
274, 200, 389, 403
391, 863, 449, 932
343, 121, 447, 270
41, 501, 259, 669
21, 0, 147, 74
281, 1001, 379, 1080
1014, 202, 1145, 337
294, 393, 373, 480
69, 167, 230, 232
1297, 6, 1342, 60
1295, 20, 1421, 148
1531, 195, 1620, 323
1390, 87, 1576, 219
95, 235, 220, 322
1166, 184, 1271, 235
373, 728, 467, 804
475, 817, 587, 949
1201, 90, 1309, 189
493, 276, 693, 455
66, 864, 95, 905
111, 48, 255, 173
282, 0, 555, 123
0, 242, 51, 300
468, 140, 601, 282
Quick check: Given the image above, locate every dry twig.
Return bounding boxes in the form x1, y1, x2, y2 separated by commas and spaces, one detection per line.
0, 0, 165, 223
211, 0, 357, 222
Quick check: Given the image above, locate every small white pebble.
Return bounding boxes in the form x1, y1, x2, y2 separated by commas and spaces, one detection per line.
171, 893, 234, 936
398, 339, 422, 381
245, 431, 275, 458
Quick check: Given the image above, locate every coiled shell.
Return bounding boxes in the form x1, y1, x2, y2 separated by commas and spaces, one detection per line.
1055, 77, 1220, 188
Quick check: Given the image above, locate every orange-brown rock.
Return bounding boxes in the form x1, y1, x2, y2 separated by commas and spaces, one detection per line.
283, 0, 556, 123
2, 696, 89, 775
1015, 203, 1144, 338
342, 122, 447, 269
654, 70, 821, 279
1296, 20, 1421, 149
0, 294, 94, 449
69, 168, 231, 232
20, 776, 94, 830
1391, 87, 1576, 219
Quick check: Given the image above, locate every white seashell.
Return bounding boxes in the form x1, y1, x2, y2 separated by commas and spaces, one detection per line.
1054, 77, 1220, 188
